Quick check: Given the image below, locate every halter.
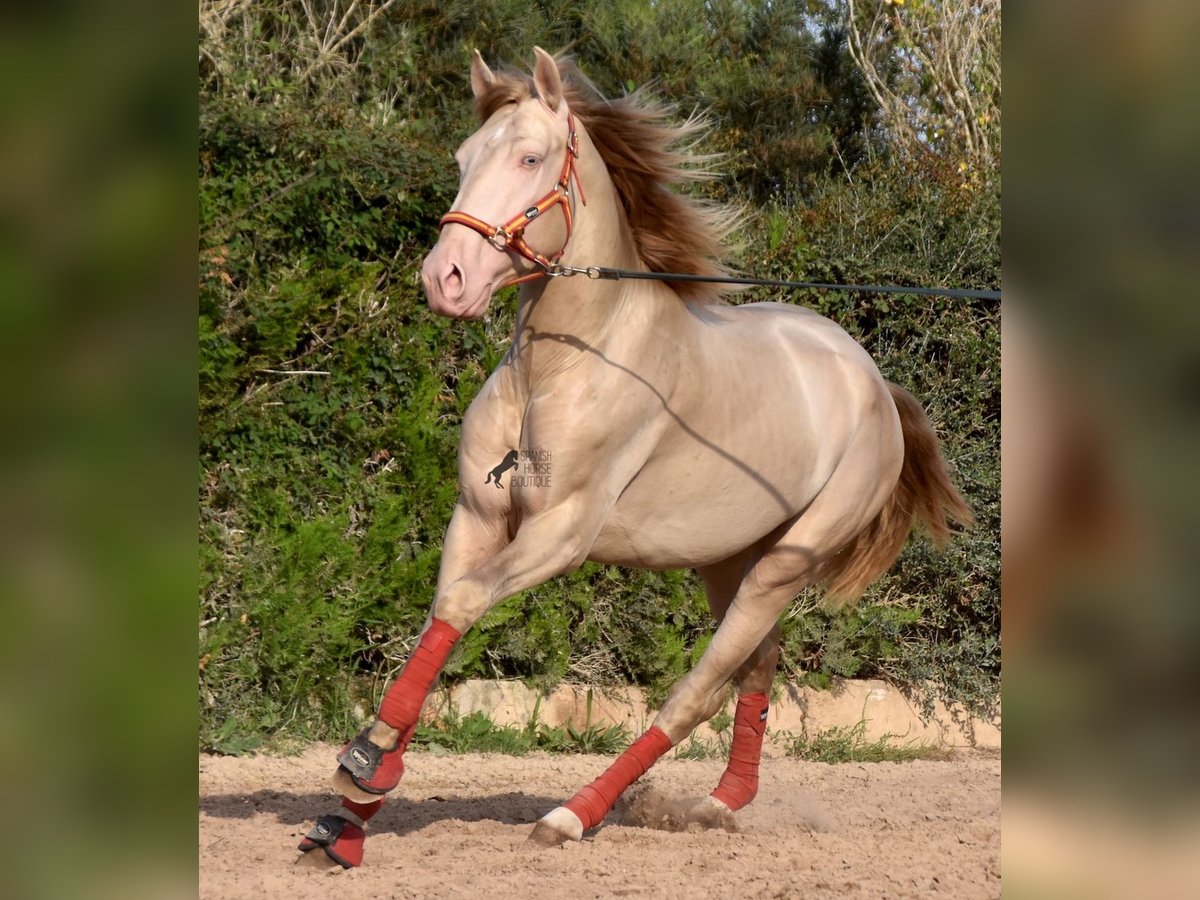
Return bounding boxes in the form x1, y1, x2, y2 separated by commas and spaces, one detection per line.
439, 111, 587, 286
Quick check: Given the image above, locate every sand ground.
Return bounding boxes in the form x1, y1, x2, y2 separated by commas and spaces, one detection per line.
199, 744, 1000, 899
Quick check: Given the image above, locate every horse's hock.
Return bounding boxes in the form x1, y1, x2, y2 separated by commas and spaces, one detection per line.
426, 678, 1000, 752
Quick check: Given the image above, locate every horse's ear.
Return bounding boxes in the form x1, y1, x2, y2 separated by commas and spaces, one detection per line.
470, 49, 496, 99
532, 46, 563, 113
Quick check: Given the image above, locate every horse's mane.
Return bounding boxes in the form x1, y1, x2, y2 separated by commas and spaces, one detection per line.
473, 59, 739, 301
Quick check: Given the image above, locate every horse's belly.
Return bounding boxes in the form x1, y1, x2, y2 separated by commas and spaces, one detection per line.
587, 459, 820, 569
588, 514, 765, 569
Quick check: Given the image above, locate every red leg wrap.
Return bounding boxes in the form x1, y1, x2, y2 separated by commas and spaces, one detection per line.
378, 617, 462, 729
337, 618, 460, 794
563, 727, 673, 830
710, 692, 769, 811
341, 796, 384, 822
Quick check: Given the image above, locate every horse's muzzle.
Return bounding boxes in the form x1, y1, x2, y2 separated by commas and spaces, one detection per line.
421, 249, 492, 319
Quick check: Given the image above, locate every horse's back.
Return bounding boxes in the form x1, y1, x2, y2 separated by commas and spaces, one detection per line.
698, 300, 880, 371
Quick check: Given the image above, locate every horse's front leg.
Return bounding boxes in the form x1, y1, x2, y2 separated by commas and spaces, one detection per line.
299, 501, 596, 867
330, 499, 514, 801
297, 499, 508, 868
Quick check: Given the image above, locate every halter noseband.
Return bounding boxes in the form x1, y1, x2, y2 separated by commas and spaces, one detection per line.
439, 111, 587, 286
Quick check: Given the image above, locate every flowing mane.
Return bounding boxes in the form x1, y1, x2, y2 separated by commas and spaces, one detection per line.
472, 59, 739, 300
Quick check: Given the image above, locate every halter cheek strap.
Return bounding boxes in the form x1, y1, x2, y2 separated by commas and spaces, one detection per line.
439, 111, 586, 286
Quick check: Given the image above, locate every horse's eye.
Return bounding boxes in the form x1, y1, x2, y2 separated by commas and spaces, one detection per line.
522, 155, 541, 168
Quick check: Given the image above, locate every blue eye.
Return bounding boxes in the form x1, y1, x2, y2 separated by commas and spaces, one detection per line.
522, 155, 541, 167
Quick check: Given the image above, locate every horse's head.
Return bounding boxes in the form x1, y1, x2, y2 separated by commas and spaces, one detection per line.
422, 48, 580, 319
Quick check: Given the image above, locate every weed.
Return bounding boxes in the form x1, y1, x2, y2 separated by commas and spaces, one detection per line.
782, 718, 953, 764
558, 690, 632, 754
673, 736, 722, 760
202, 717, 264, 757
406, 694, 633, 757
708, 710, 733, 736
412, 709, 536, 756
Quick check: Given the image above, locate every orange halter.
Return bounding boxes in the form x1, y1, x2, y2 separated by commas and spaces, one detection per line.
438, 111, 587, 286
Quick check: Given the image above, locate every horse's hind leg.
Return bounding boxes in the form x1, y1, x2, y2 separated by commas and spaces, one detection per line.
530, 553, 800, 847
530, 483, 885, 846
684, 559, 780, 829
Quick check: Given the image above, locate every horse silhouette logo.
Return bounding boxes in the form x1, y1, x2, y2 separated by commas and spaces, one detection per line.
485, 450, 519, 488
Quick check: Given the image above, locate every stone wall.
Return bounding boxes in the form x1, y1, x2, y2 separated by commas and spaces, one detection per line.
424, 679, 1000, 754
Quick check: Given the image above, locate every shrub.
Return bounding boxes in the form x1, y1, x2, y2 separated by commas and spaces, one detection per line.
198, 2, 999, 748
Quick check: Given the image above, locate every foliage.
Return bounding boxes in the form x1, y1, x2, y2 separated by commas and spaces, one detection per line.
783, 718, 954, 764
409, 703, 632, 756
198, 0, 1000, 749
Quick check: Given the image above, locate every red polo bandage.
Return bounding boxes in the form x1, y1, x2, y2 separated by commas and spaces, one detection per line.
378, 618, 461, 729
341, 796, 384, 822
710, 692, 769, 810
564, 726, 673, 830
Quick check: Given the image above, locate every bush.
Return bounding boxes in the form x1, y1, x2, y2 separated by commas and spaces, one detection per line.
198, 1, 999, 750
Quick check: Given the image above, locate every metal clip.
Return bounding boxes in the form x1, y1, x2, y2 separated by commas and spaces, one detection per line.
544, 264, 594, 278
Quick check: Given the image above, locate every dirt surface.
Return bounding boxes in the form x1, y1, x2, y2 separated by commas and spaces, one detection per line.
199, 744, 1000, 898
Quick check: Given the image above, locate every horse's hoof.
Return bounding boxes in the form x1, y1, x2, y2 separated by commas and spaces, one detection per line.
528, 806, 584, 847
685, 795, 739, 833
333, 723, 404, 797
331, 766, 387, 804
294, 848, 342, 870
296, 814, 366, 868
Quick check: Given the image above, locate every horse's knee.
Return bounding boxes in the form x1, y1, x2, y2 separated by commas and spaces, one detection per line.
431, 576, 491, 632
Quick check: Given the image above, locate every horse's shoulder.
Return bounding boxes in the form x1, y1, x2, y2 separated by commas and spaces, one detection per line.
461, 359, 523, 445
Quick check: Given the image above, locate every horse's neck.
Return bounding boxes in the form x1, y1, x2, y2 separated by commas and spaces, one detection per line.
511, 156, 654, 385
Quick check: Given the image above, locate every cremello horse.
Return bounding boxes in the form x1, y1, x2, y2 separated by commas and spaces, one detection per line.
298, 48, 971, 868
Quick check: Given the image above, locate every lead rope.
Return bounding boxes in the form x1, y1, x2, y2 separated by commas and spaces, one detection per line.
539, 264, 1000, 302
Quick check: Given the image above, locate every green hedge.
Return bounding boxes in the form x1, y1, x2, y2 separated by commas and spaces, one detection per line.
199, 1, 999, 749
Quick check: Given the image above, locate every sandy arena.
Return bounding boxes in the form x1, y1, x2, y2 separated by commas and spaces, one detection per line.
199, 744, 999, 898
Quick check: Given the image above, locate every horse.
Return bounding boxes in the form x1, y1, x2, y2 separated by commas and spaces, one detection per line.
297, 47, 972, 869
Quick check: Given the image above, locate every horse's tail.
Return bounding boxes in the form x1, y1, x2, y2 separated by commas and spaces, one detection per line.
818, 382, 974, 607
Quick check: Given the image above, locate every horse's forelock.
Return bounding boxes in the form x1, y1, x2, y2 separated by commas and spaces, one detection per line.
473, 71, 533, 123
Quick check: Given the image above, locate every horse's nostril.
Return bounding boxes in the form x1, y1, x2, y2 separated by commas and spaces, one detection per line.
444, 263, 464, 296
